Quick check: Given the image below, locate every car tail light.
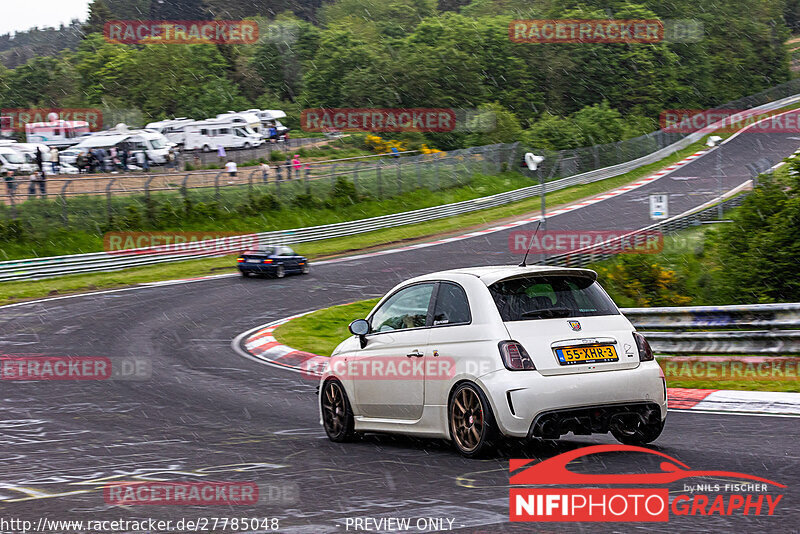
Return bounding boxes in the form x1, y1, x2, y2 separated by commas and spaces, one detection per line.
262, 259, 273, 264
498, 341, 535, 371
633, 332, 654, 361
236, 257, 244, 263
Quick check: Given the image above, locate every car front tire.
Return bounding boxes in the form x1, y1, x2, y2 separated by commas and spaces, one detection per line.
448, 382, 498, 458
321, 379, 356, 442
302, 263, 310, 274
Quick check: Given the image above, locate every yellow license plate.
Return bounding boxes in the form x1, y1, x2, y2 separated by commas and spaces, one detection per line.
555, 345, 618, 365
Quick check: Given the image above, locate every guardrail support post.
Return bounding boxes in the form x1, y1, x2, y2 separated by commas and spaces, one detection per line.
60, 180, 71, 225
214, 171, 221, 202
304, 166, 311, 195
435, 157, 440, 190
397, 160, 402, 195
144, 175, 155, 224
181, 173, 191, 212
377, 160, 383, 198
105, 178, 116, 223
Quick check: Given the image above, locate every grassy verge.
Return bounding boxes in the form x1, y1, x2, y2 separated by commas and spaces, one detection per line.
273, 299, 380, 357
272, 299, 799, 393
0, 136, 719, 305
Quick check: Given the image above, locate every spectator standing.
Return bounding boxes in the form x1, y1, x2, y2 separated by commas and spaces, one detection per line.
260, 161, 270, 182
36, 170, 46, 197
291, 154, 302, 179
35, 147, 44, 174
4, 170, 16, 198
225, 159, 237, 182
217, 144, 226, 164
27, 173, 37, 199
119, 148, 128, 170
50, 147, 60, 174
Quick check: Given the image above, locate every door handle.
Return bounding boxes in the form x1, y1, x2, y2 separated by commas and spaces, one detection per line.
406, 350, 424, 358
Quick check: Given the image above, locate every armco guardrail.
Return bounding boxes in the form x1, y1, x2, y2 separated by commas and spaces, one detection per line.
2, 90, 799, 282
621, 303, 800, 354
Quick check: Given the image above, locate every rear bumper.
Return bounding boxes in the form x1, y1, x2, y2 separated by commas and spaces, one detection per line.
238, 264, 278, 274
477, 361, 667, 438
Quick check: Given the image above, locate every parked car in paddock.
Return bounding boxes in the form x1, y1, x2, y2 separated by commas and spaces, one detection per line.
237, 246, 309, 278
319, 265, 666, 457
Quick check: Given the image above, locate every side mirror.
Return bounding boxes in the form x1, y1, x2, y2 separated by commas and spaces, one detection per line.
349, 319, 370, 348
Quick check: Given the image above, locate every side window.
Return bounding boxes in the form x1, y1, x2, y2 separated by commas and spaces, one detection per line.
370, 284, 434, 333
432, 283, 471, 326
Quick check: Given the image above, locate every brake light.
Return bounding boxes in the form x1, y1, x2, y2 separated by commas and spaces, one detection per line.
498, 341, 535, 371
236, 258, 244, 263
633, 332, 654, 361
262, 259, 273, 264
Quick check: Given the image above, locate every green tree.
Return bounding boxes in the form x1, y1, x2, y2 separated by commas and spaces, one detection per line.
83, 0, 114, 36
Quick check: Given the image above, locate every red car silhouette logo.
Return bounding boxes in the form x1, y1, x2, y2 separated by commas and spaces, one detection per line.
510, 444, 785, 487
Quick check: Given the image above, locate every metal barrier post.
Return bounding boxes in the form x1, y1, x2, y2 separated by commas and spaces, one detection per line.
60, 180, 70, 225
435, 157, 440, 190
377, 160, 383, 198
353, 162, 359, 191
144, 175, 156, 223
305, 166, 310, 195
397, 160, 402, 195
105, 178, 116, 222
416, 159, 422, 190
214, 171, 221, 202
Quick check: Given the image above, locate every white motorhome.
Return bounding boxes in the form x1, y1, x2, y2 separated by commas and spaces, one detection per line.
183, 118, 264, 152
25, 119, 91, 148
75, 124, 170, 164
0, 146, 35, 173
245, 109, 289, 138
144, 118, 194, 146
216, 111, 264, 137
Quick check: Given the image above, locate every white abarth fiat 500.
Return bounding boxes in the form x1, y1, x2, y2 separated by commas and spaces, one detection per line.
319, 265, 666, 457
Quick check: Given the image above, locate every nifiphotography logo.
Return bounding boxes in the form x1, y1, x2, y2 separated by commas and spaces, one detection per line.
509, 445, 785, 522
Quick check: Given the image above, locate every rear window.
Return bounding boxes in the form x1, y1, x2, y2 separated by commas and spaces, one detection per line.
489, 275, 618, 322
244, 247, 275, 255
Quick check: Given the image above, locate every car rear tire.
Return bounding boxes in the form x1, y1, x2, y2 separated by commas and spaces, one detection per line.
611, 417, 664, 445
244, 142, 251, 149
202, 145, 211, 153
275, 265, 285, 278
321, 379, 356, 442
448, 382, 498, 458
240, 271, 250, 278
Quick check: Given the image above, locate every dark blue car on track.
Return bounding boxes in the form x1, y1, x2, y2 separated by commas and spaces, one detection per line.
237, 245, 309, 278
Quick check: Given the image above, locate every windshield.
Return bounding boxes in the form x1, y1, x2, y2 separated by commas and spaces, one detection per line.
489, 275, 619, 322
149, 138, 166, 149
1, 152, 25, 164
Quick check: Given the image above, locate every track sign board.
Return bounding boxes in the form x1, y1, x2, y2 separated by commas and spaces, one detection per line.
649, 193, 669, 220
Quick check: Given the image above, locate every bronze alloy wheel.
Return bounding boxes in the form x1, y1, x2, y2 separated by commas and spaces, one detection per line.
449, 383, 496, 456
321, 380, 354, 442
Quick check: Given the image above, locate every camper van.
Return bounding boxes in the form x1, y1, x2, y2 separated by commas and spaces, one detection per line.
0, 146, 35, 174
25, 119, 91, 148
245, 109, 290, 139
183, 119, 264, 152
75, 124, 170, 164
145, 118, 194, 146
215, 111, 264, 137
